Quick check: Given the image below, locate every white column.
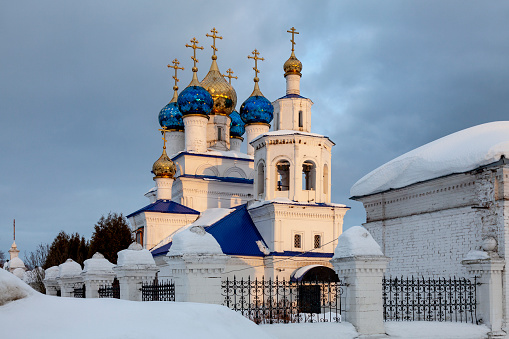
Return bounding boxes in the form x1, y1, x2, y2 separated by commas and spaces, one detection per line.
230, 137, 242, 152
183, 115, 208, 153
166, 131, 185, 157
462, 257, 505, 337
165, 253, 228, 304
155, 177, 174, 200
245, 124, 269, 156
330, 256, 390, 336
286, 74, 300, 95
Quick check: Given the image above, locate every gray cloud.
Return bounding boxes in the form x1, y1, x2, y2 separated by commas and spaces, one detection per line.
2, 1, 509, 258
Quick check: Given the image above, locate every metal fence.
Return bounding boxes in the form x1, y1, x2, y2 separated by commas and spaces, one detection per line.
222, 276, 345, 324
98, 278, 120, 299
141, 280, 175, 301
73, 284, 86, 298
383, 276, 477, 323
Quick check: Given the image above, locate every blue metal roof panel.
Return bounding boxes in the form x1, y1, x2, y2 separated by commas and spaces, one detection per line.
126, 199, 200, 218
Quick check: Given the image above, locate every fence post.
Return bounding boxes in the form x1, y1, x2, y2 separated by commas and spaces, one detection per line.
82, 252, 116, 298
462, 245, 506, 338
43, 266, 60, 296
57, 259, 83, 297
330, 226, 390, 336
164, 226, 229, 304
113, 243, 158, 301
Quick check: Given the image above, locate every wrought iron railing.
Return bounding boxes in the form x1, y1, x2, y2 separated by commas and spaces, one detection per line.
98, 279, 120, 299
383, 276, 477, 323
73, 284, 86, 298
222, 276, 345, 324
141, 280, 175, 301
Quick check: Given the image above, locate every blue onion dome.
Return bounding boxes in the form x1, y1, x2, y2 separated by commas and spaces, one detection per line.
200, 57, 237, 116
230, 110, 245, 138
158, 90, 184, 131
177, 71, 213, 117
240, 81, 274, 125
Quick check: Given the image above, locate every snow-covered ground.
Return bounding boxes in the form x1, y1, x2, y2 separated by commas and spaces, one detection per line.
0, 269, 490, 338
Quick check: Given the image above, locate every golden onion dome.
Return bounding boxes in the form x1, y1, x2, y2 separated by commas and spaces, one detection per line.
200, 57, 237, 115
283, 51, 302, 77
151, 148, 176, 179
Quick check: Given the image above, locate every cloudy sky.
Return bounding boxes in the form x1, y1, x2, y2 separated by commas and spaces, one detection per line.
1, 1, 509, 259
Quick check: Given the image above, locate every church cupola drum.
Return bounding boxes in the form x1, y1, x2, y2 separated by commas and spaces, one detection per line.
200, 28, 237, 150
240, 49, 274, 156
159, 59, 185, 156
177, 37, 213, 153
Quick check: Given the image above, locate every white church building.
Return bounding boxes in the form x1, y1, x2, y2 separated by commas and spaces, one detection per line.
127, 28, 349, 280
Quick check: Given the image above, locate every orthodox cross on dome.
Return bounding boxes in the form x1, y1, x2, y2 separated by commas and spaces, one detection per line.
248, 49, 264, 81
223, 68, 237, 84
158, 128, 168, 150
287, 27, 299, 52
167, 58, 184, 91
206, 27, 223, 59
185, 37, 204, 70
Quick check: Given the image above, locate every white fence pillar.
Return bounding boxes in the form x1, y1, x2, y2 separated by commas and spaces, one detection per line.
113, 243, 158, 301
330, 226, 390, 336
57, 259, 83, 297
43, 266, 60, 296
82, 253, 116, 298
165, 225, 228, 304
462, 252, 505, 338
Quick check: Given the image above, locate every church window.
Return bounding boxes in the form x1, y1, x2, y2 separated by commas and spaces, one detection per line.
276, 160, 290, 191
302, 161, 316, 191
323, 164, 329, 195
217, 127, 222, 141
294, 234, 302, 249
136, 228, 144, 246
298, 110, 303, 128
257, 162, 265, 196
314, 234, 321, 249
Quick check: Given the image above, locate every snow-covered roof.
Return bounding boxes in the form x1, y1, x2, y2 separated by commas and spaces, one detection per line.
116, 243, 156, 268
44, 266, 60, 281
9, 257, 25, 270
167, 225, 223, 256
333, 226, 383, 259
251, 130, 331, 144
351, 122, 509, 197
58, 259, 82, 278
83, 253, 115, 274
248, 197, 347, 209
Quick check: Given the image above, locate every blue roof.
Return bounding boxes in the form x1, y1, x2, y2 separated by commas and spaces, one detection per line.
151, 204, 268, 257
277, 93, 308, 100
126, 199, 200, 218
179, 174, 253, 185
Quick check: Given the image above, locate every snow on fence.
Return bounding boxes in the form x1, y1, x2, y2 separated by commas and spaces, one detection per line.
141, 279, 176, 301
222, 276, 346, 324
383, 276, 477, 324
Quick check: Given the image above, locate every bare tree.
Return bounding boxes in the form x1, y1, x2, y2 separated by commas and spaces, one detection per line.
24, 244, 50, 293
0, 250, 5, 267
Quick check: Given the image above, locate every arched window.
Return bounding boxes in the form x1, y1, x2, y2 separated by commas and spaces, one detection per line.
323, 164, 329, 195
257, 162, 265, 196
302, 161, 316, 191
136, 227, 144, 246
276, 160, 290, 191
298, 110, 303, 128
314, 234, 321, 249
294, 234, 302, 249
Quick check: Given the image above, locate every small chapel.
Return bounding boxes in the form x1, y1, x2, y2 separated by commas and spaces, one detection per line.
127, 28, 349, 280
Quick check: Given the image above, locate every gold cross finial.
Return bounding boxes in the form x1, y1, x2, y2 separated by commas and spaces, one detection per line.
185, 37, 204, 71
222, 68, 237, 85
206, 27, 223, 58
287, 27, 299, 52
248, 49, 264, 81
158, 128, 168, 150
167, 58, 185, 91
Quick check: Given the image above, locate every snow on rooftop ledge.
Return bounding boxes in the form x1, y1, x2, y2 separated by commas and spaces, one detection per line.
333, 226, 383, 259
117, 243, 156, 268
58, 259, 82, 278
168, 226, 223, 256
351, 121, 509, 197
83, 252, 115, 274
251, 130, 327, 144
